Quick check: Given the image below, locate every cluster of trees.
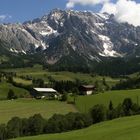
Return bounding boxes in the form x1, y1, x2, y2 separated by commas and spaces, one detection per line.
92, 98, 140, 123
0, 54, 35, 69
0, 98, 140, 140
50, 76, 110, 95
112, 76, 140, 90
47, 56, 140, 76
0, 113, 92, 140
47, 76, 87, 94
53, 80, 82, 93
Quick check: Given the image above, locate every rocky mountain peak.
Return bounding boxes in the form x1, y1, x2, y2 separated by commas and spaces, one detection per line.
0, 9, 140, 66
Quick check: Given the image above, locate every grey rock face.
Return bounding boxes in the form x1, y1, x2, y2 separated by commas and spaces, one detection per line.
0, 9, 140, 64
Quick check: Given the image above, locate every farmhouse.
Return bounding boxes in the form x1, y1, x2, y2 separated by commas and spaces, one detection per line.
33, 88, 58, 99
79, 85, 95, 95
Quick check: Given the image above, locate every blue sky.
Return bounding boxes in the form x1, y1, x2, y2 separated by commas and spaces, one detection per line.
0, 0, 139, 23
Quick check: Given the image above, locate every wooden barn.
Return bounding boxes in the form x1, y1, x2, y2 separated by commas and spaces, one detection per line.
79, 85, 95, 95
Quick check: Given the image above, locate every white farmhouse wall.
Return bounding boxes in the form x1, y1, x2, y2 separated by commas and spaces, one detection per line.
86, 90, 93, 95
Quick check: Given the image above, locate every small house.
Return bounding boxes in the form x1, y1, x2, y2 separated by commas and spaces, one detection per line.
32, 88, 59, 99
79, 85, 95, 95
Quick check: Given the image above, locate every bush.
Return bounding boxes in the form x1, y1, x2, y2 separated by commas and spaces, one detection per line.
107, 101, 117, 120
131, 103, 140, 114
28, 114, 45, 136
107, 109, 117, 120
21, 118, 29, 136
44, 112, 92, 134
109, 101, 113, 110
44, 114, 68, 133
7, 89, 17, 100
7, 117, 22, 139
90, 104, 106, 123
60, 93, 68, 101
122, 98, 133, 116
72, 113, 92, 129
115, 103, 125, 117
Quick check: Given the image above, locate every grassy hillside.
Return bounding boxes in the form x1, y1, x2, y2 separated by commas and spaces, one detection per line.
0, 99, 77, 123
14, 115, 140, 140
75, 89, 140, 112
3, 65, 120, 86
0, 82, 29, 99
13, 77, 32, 85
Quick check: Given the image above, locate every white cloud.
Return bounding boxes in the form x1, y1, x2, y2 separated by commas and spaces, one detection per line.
101, 0, 140, 26
100, 2, 117, 14
66, 0, 110, 9
0, 15, 12, 22
66, 0, 140, 26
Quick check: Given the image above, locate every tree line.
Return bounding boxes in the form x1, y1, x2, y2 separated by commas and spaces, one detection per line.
0, 98, 140, 140
0, 112, 92, 140
112, 75, 140, 90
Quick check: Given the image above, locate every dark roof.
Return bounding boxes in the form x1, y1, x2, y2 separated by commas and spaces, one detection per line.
79, 85, 95, 91
81, 85, 95, 88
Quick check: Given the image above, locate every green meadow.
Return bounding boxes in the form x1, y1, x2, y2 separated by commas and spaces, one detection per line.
3, 65, 120, 86
2, 65, 140, 140
14, 115, 140, 140
0, 82, 29, 99
75, 89, 140, 112
0, 99, 77, 123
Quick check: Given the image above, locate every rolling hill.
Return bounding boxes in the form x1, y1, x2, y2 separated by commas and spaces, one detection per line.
14, 115, 140, 140
75, 89, 140, 113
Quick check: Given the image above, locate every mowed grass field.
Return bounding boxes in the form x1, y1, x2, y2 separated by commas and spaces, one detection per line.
14, 115, 140, 140
0, 99, 77, 123
75, 89, 140, 112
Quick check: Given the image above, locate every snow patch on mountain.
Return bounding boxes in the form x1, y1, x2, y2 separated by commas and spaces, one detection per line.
97, 13, 110, 20
10, 48, 26, 54
10, 48, 18, 53
95, 23, 105, 30
39, 25, 59, 36
35, 44, 39, 48
89, 54, 101, 62
98, 35, 120, 57
60, 22, 64, 27
21, 50, 26, 54
41, 41, 48, 50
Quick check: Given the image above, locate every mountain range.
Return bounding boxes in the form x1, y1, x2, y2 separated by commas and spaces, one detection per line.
0, 9, 140, 75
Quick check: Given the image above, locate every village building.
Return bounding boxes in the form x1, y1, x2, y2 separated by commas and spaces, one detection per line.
79, 85, 95, 95
32, 88, 59, 99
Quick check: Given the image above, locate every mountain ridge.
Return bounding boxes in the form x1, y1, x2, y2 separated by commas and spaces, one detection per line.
0, 9, 140, 75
